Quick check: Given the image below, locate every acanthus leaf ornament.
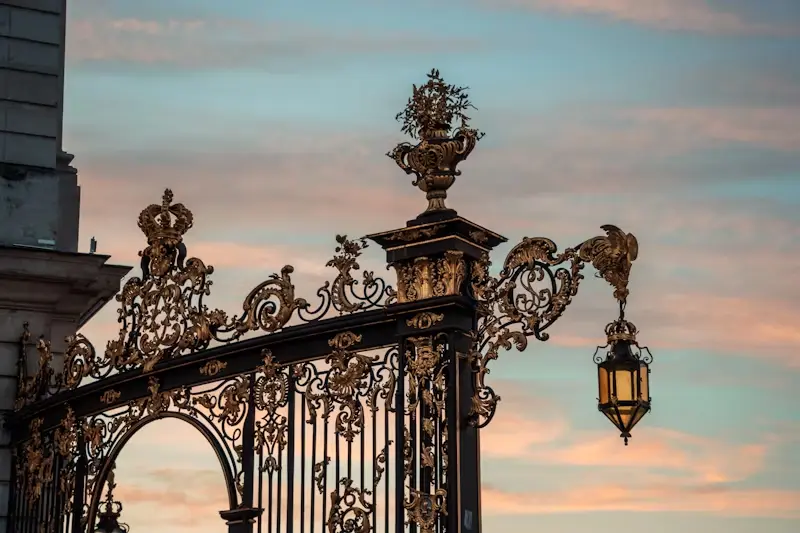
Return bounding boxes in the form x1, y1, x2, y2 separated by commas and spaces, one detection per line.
391, 251, 466, 303
16, 333, 56, 410
576, 224, 639, 303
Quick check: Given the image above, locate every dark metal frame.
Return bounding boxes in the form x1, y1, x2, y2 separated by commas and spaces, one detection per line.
6, 71, 650, 533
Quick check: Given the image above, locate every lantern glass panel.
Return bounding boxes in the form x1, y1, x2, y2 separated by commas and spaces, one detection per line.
598, 365, 611, 404
616, 403, 636, 429
612, 366, 636, 403
639, 362, 649, 401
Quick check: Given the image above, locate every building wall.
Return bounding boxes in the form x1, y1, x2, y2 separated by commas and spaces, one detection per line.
0, 0, 80, 254
0, 0, 65, 168
0, 2, 107, 532
0, 162, 80, 252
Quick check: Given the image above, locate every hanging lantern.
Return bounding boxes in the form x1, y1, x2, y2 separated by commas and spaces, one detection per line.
595, 317, 652, 445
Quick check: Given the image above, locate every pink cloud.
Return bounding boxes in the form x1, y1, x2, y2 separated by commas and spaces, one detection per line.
632, 107, 800, 152
481, 386, 777, 483
74, 176, 800, 368
484, 0, 799, 36
66, 16, 480, 67
538, 427, 769, 484
482, 483, 800, 517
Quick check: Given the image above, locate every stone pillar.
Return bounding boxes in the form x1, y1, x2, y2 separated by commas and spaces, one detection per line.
0, 248, 130, 532
367, 212, 507, 533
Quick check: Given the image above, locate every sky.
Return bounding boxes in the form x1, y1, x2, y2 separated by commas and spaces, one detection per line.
63, 0, 800, 532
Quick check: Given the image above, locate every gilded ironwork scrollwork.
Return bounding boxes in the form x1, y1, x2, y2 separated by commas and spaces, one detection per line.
385, 224, 444, 242
200, 360, 228, 377
467, 225, 640, 428
299, 236, 396, 322
373, 441, 392, 485
301, 332, 378, 442
406, 312, 444, 330
19, 418, 54, 505
78, 374, 250, 517
14, 190, 397, 400
54, 407, 79, 513
106, 189, 230, 373
405, 488, 448, 533
16, 334, 55, 410
254, 351, 289, 473
327, 479, 374, 533
404, 335, 449, 531
314, 457, 331, 494
100, 390, 121, 405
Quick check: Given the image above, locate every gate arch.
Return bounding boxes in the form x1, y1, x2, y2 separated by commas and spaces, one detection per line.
86, 411, 239, 529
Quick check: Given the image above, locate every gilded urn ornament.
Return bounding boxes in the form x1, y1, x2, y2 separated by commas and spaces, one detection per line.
388, 69, 484, 215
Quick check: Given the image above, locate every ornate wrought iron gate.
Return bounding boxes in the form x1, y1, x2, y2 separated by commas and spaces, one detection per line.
7, 71, 650, 533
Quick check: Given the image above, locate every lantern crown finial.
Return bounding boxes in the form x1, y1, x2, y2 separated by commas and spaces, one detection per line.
605, 316, 638, 345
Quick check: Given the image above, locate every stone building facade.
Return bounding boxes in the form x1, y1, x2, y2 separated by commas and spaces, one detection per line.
0, 2, 130, 531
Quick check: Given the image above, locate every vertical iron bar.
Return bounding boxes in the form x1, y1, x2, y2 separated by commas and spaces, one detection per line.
445, 331, 482, 533
277, 442, 283, 533
286, 378, 296, 533
335, 430, 340, 493
370, 384, 376, 532
321, 412, 329, 531
383, 397, 390, 533
242, 372, 258, 508
300, 396, 307, 533
393, 340, 406, 533
239, 371, 259, 533
310, 416, 317, 533
43, 455, 53, 533
70, 431, 86, 533
257, 448, 264, 533
267, 466, 274, 533
8, 445, 17, 533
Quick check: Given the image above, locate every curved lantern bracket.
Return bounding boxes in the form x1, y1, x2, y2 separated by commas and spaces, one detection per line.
466, 225, 647, 430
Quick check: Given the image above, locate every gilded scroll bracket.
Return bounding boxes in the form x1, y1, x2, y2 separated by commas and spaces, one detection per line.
467, 224, 639, 428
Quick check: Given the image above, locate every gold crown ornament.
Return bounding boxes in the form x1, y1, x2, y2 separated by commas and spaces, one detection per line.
136, 189, 194, 277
